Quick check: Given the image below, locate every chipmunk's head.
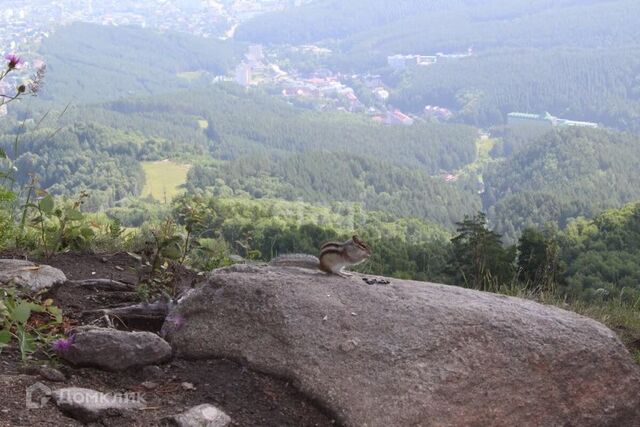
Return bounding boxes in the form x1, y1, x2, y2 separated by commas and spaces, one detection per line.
351, 235, 372, 257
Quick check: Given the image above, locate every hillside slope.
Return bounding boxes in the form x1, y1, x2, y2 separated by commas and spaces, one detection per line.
38, 22, 245, 103
483, 128, 640, 240
237, 0, 640, 55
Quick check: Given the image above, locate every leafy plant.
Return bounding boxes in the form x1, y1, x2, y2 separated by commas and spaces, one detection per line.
0, 289, 63, 362
26, 190, 95, 257
133, 219, 188, 301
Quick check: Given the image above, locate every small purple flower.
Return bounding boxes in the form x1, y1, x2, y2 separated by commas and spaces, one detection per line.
51, 333, 75, 354
4, 54, 23, 70
167, 314, 186, 331
32, 59, 45, 71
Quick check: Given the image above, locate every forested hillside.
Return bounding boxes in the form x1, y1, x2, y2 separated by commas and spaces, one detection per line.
483, 128, 640, 241
237, 0, 640, 60
186, 152, 481, 228
37, 22, 245, 103
40, 84, 477, 171
560, 202, 640, 301
2, 82, 480, 227
391, 47, 640, 132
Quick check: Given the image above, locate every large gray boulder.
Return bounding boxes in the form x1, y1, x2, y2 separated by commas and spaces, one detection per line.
0, 259, 66, 292
61, 327, 172, 371
164, 265, 640, 427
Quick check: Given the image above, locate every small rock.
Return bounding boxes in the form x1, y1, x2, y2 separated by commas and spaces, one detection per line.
20, 365, 66, 382
0, 259, 67, 292
339, 339, 359, 353
60, 327, 172, 371
142, 365, 164, 380
181, 382, 196, 391
162, 404, 231, 427
52, 387, 145, 423
141, 381, 158, 390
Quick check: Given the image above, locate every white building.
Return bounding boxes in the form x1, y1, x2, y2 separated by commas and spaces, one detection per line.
387, 54, 437, 70
248, 44, 264, 61
235, 63, 252, 87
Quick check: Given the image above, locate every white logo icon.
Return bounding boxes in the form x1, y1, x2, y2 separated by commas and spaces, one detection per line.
25, 382, 52, 409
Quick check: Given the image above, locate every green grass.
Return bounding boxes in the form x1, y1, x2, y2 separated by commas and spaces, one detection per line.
457, 137, 498, 180
476, 136, 496, 159
569, 299, 640, 353
141, 160, 191, 203
197, 119, 209, 129
176, 70, 206, 81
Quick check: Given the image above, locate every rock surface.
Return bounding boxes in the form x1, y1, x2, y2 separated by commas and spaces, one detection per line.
20, 365, 66, 382
0, 259, 66, 292
164, 265, 640, 427
163, 404, 232, 427
61, 327, 172, 371
52, 387, 144, 423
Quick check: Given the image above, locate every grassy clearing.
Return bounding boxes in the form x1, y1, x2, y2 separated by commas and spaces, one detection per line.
176, 70, 206, 81
476, 136, 495, 159
141, 160, 191, 203
457, 137, 498, 180
197, 119, 209, 129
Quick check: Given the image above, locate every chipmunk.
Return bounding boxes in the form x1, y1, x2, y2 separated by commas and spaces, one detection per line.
270, 235, 372, 278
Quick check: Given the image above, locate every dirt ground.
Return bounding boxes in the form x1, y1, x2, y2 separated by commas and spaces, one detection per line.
0, 251, 336, 427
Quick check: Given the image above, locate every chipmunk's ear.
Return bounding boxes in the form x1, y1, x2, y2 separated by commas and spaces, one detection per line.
353, 235, 371, 252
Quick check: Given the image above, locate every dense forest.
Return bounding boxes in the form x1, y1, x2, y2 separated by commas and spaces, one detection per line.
103, 195, 640, 304
236, 0, 640, 61
483, 128, 640, 241
6, 83, 640, 240
2, 82, 479, 226
185, 152, 480, 228
391, 47, 640, 132
37, 22, 245, 103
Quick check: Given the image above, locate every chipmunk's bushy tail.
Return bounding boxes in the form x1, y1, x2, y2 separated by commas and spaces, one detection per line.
270, 253, 320, 270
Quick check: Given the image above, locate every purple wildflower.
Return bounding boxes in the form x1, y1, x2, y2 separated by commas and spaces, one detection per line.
4, 54, 23, 70
51, 333, 75, 354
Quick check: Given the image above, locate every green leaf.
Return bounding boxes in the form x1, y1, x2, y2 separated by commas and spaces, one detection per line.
29, 302, 46, 313
80, 227, 95, 239
64, 208, 83, 221
0, 329, 11, 345
12, 302, 32, 324
16, 326, 36, 360
39, 195, 54, 215
47, 305, 62, 323
161, 242, 183, 259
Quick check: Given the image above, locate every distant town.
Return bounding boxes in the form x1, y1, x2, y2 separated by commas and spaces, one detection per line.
0, 0, 307, 54
230, 44, 473, 125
